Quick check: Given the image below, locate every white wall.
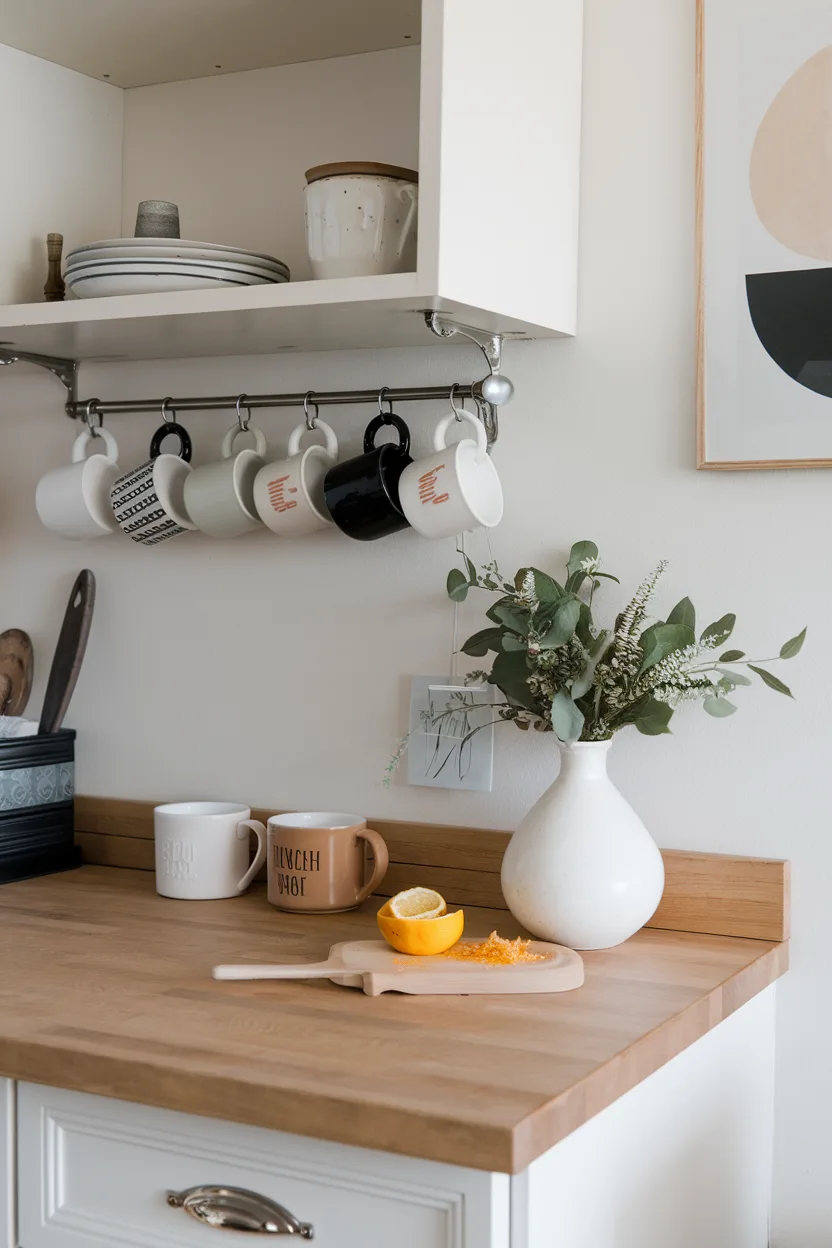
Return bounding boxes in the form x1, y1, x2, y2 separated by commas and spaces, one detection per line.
0, 44, 122, 304
0, 2, 824, 1243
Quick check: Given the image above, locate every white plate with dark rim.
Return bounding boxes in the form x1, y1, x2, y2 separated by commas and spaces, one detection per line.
67, 248, 289, 278
67, 237, 289, 270
66, 268, 282, 298
66, 256, 289, 283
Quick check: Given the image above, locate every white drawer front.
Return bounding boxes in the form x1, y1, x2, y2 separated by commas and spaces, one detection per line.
17, 1084, 508, 1248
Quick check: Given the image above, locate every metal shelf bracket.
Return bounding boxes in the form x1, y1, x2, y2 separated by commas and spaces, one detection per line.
0, 345, 78, 414
424, 312, 515, 408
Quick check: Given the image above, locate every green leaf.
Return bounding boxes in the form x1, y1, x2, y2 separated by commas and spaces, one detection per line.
719, 650, 745, 662
716, 668, 752, 687
501, 634, 527, 652
566, 541, 598, 576
704, 696, 737, 717
634, 698, 673, 735
780, 627, 807, 659
575, 601, 596, 647
551, 690, 585, 743
486, 602, 529, 635
748, 665, 793, 698
464, 554, 478, 584
531, 569, 565, 603
564, 541, 599, 594
447, 569, 469, 602
460, 627, 503, 657
667, 597, 696, 633
593, 572, 620, 583
489, 650, 536, 711
538, 598, 582, 649
638, 623, 695, 675
571, 632, 611, 700
701, 613, 735, 645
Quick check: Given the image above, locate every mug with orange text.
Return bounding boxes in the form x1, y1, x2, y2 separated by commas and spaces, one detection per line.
237, 811, 389, 913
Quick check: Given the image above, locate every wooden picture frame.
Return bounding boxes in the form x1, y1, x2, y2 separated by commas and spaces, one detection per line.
697, 0, 832, 470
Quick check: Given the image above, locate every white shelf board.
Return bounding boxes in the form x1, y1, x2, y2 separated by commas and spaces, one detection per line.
0, 0, 420, 88
0, 275, 563, 362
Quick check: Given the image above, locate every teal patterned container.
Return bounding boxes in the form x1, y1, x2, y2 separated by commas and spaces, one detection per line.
0, 730, 78, 883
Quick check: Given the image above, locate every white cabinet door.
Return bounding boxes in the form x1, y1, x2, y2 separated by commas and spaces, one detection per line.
17, 1084, 509, 1248
1, 1081, 13, 1248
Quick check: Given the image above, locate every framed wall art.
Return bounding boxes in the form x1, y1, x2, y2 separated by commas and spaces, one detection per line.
698, 0, 832, 469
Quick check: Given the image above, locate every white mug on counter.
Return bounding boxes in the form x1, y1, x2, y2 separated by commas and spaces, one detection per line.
398, 404, 503, 539
154, 802, 267, 900
253, 415, 338, 537
36, 428, 120, 540
184, 417, 266, 539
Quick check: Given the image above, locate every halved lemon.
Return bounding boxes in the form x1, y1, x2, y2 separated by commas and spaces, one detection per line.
377, 897, 464, 956
388, 886, 447, 920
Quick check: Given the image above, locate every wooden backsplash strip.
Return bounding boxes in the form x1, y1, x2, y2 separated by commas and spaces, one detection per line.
73, 796, 790, 941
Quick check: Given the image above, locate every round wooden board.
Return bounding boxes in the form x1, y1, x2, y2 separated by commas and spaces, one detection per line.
0, 630, 33, 717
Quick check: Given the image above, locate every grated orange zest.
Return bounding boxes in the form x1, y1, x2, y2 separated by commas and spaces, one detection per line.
443, 930, 544, 965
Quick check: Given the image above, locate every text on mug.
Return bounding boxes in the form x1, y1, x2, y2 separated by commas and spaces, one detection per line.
268, 476, 299, 513
418, 464, 450, 506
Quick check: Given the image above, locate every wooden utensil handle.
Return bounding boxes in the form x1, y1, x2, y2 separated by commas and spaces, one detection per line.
45, 232, 65, 302
213, 961, 338, 981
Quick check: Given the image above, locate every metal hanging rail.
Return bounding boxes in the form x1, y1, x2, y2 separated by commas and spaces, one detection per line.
69, 382, 503, 448
66, 381, 487, 418
0, 313, 516, 447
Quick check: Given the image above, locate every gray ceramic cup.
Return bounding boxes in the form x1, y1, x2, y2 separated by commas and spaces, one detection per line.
134, 200, 180, 238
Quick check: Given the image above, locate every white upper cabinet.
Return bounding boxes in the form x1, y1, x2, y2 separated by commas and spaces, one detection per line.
0, 0, 583, 360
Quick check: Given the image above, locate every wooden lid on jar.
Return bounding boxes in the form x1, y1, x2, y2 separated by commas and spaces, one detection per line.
305, 161, 419, 185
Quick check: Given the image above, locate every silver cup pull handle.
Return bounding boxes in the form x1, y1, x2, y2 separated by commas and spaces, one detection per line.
166, 1186, 314, 1238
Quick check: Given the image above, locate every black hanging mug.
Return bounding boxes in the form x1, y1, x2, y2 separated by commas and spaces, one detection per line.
324, 414, 413, 541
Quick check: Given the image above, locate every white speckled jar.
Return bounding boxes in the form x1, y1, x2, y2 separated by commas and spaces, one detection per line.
304, 161, 418, 279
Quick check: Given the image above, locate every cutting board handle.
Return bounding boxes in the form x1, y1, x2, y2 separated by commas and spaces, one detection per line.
213, 961, 338, 981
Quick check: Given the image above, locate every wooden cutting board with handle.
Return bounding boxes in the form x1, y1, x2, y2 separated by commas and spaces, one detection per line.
213, 939, 584, 997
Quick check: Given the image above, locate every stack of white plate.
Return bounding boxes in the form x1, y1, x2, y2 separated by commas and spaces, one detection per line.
65, 238, 290, 298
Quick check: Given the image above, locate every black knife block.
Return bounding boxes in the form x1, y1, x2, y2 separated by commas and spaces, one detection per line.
0, 730, 80, 884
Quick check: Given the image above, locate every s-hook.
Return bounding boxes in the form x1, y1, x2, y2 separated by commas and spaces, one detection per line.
83, 398, 103, 438
303, 391, 319, 431
235, 393, 252, 433
376, 386, 395, 423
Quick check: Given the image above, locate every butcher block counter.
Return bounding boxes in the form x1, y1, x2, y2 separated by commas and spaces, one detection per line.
0, 864, 787, 1175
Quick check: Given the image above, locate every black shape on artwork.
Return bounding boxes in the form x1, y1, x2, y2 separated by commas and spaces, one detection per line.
746, 268, 832, 398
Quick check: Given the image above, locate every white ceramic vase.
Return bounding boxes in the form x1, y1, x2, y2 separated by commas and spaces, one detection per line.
500, 741, 665, 950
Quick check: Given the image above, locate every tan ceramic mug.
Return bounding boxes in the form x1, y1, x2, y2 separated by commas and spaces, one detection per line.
238, 812, 389, 913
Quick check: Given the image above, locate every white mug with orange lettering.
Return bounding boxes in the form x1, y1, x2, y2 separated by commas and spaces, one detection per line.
398, 407, 504, 538
253, 420, 338, 536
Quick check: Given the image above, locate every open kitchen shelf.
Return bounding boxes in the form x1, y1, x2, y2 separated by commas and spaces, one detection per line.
0, 278, 565, 364
0, 0, 582, 368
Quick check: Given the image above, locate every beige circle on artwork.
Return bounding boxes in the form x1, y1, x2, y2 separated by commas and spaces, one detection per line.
750, 45, 832, 261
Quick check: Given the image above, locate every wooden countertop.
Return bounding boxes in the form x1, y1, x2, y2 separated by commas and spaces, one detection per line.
0, 866, 787, 1174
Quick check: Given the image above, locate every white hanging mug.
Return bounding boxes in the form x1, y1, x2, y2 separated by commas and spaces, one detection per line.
36, 427, 120, 540
110, 407, 196, 546
184, 414, 267, 539
398, 405, 504, 538
253, 413, 338, 537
